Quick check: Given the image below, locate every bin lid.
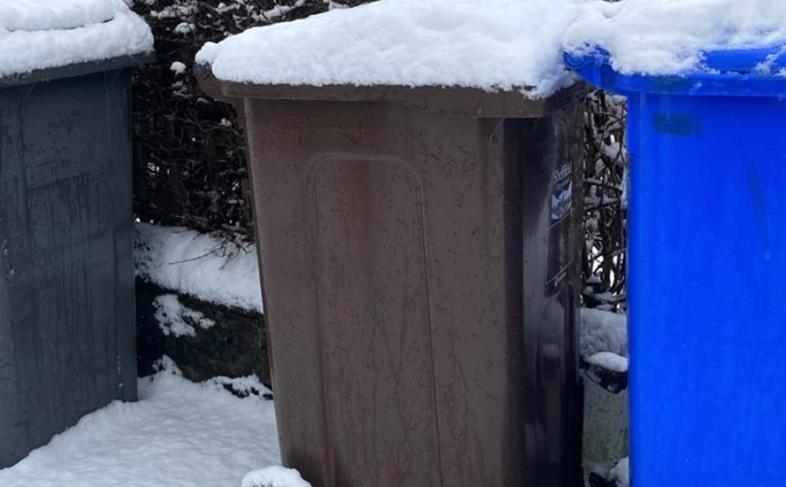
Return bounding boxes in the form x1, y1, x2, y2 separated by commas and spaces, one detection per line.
0, 0, 153, 86
562, 0, 786, 97
564, 47, 786, 98
195, 0, 587, 116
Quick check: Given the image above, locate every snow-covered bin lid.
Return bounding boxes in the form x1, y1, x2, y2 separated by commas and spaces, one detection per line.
196, 0, 585, 103
563, 0, 786, 77
562, 0, 786, 97
0, 0, 154, 82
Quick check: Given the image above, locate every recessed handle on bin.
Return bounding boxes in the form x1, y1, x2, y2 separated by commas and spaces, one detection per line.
563, 48, 610, 71
563, 52, 592, 71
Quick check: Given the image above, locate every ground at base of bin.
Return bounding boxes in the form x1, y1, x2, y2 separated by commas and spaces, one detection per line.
0, 303, 629, 487
0, 358, 283, 487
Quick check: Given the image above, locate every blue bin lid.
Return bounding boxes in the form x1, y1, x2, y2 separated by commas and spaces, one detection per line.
564, 46, 786, 98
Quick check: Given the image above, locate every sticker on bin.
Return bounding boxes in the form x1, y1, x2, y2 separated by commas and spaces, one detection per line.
551, 181, 573, 222
547, 161, 576, 293
551, 163, 574, 223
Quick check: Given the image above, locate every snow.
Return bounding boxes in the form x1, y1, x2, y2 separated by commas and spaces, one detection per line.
610, 457, 630, 487
563, 0, 786, 76
0, 0, 115, 32
586, 351, 629, 373
581, 308, 627, 358
134, 223, 263, 313
242, 466, 312, 487
153, 294, 216, 337
170, 61, 187, 75
0, 359, 281, 487
262, 0, 307, 21
174, 21, 195, 35
196, 0, 587, 97
0, 0, 153, 78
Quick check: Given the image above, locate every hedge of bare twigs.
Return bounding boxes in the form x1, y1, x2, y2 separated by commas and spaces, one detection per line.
583, 94, 628, 309
131, 0, 354, 235
131, 0, 627, 305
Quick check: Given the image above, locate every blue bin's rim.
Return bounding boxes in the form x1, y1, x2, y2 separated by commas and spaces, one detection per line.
564, 47, 786, 98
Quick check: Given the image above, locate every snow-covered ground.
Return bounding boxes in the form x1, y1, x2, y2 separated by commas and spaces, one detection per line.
0, 360, 281, 487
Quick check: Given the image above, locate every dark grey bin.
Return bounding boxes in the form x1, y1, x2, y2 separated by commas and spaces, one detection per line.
0, 54, 148, 467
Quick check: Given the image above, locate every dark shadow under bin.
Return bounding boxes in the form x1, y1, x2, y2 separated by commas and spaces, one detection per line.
200, 68, 587, 487
0, 54, 148, 467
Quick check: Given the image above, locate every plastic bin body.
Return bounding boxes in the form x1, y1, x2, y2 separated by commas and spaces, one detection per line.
0, 61, 140, 467
567, 50, 786, 486
201, 75, 585, 487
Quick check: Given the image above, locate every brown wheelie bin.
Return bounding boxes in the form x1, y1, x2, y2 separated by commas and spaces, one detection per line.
198, 36, 585, 487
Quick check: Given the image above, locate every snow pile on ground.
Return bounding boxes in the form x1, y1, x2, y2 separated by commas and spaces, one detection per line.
242, 466, 312, 487
0, 358, 280, 487
153, 294, 216, 337
564, 0, 786, 75
135, 223, 263, 313
580, 308, 627, 358
197, 0, 588, 97
0, 0, 153, 78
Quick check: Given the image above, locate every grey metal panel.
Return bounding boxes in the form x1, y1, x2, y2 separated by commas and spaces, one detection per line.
0, 67, 137, 467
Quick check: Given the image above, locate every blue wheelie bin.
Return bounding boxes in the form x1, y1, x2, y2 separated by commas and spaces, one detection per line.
565, 48, 786, 486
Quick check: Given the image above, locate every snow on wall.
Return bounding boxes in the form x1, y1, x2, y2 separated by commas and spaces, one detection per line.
196, 0, 587, 97
611, 457, 630, 487
580, 308, 627, 358
134, 223, 263, 314
564, 0, 786, 75
153, 294, 216, 337
586, 351, 628, 373
0, 0, 153, 77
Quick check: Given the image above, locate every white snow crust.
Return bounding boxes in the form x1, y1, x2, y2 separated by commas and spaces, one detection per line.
0, 0, 116, 32
153, 294, 216, 337
135, 223, 263, 313
0, 0, 153, 77
586, 351, 629, 373
610, 457, 630, 487
242, 466, 312, 487
170, 61, 187, 74
196, 0, 587, 97
0, 359, 280, 487
580, 308, 627, 358
564, 0, 786, 75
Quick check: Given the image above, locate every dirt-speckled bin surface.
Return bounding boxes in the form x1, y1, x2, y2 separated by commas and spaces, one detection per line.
0, 56, 147, 467
199, 69, 585, 487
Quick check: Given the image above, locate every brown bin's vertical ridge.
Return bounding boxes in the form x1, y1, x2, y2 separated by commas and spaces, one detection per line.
200, 69, 585, 487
